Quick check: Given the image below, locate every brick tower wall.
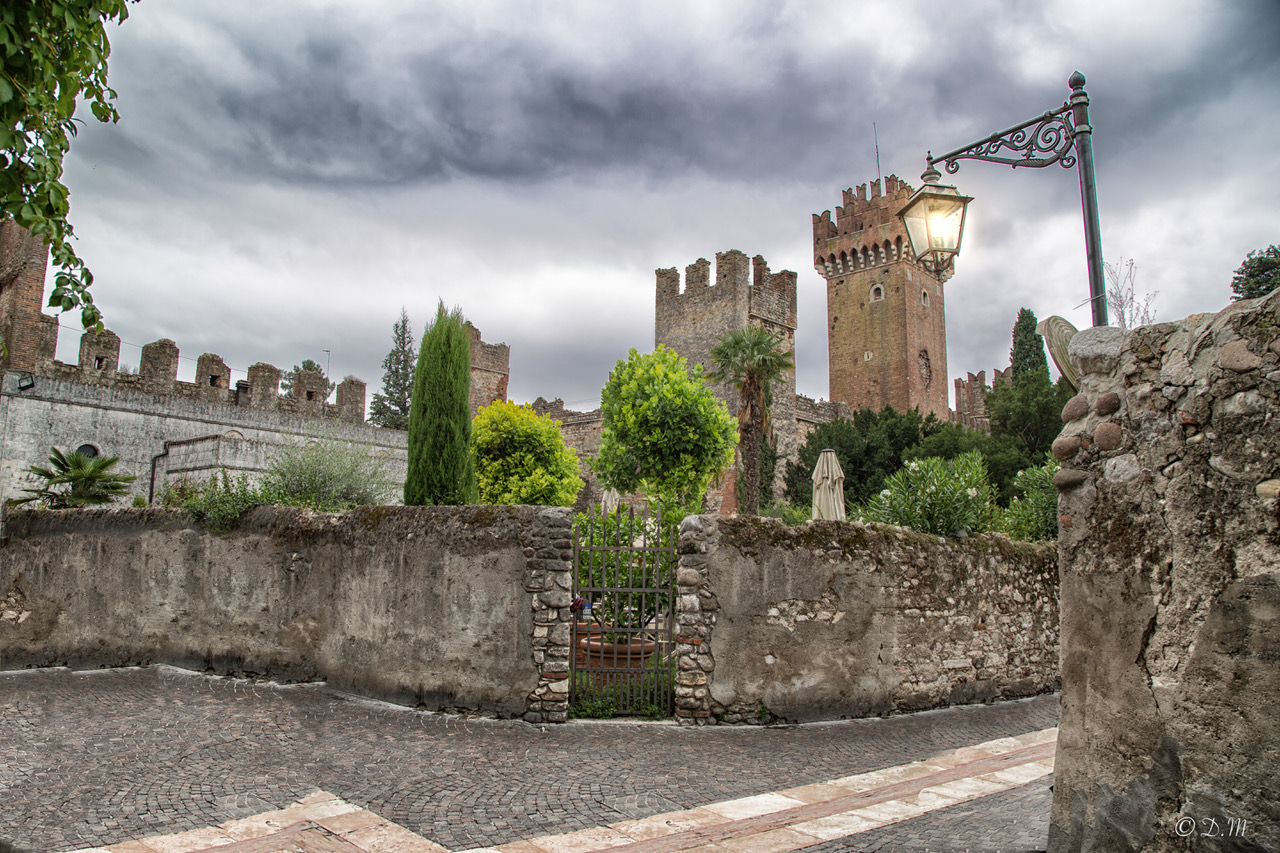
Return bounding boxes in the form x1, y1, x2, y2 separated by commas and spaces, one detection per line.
814, 176, 949, 420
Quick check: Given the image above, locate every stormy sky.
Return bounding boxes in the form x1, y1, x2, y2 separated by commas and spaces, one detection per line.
53, 0, 1280, 412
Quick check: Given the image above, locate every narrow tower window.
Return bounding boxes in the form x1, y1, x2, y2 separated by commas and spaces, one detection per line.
870, 285, 884, 302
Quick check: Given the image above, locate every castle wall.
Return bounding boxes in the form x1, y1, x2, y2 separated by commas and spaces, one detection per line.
468, 323, 510, 417
815, 176, 949, 420
0, 372, 408, 514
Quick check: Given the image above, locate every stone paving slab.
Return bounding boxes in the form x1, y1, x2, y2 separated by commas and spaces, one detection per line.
0, 666, 1060, 853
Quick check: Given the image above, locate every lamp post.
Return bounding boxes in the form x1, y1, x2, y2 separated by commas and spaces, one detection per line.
898, 71, 1108, 326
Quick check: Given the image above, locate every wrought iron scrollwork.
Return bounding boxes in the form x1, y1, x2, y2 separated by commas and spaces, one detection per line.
932, 103, 1079, 174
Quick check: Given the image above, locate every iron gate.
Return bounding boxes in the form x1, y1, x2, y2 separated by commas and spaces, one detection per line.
570, 506, 676, 717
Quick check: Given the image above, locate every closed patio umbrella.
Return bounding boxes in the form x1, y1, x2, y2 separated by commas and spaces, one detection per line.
811, 448, 846, 521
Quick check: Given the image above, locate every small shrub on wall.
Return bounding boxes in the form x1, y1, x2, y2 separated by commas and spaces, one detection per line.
472, 401, 583, 506
999, 455, 1060, 542
262, 441, 394, 510
862, 451, 996, 537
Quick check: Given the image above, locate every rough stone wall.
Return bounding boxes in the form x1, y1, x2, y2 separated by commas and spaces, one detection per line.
467, 322, 511, 417
1048, 292, 1280, 852
674, 515, 1058, 724
530, 397, 606, 512
814, 176, 950, 420
0, 505, 574, 716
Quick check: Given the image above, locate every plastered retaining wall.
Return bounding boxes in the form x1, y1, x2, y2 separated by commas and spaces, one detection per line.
0, 505, 576, 722
0, 504, 1058, 726
672, 515, 1059, 724
1048, 291, 1280, 853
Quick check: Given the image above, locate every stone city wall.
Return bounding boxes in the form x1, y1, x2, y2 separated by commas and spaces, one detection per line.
0, 372, 409, 513
0, 505, 574, 719
672, 515, 1059, 724
0, 505, 1056, 726
1048, 291, 1280, 852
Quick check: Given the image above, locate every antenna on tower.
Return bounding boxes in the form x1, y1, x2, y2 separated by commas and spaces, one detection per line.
873, 122, 882, 185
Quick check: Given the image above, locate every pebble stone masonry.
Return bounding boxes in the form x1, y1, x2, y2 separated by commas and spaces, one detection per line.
1048, 290, 1280, 852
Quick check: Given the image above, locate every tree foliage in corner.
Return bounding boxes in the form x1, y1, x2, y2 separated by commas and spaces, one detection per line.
707, 325, 794, 517
1009, 307, 1048, 379
405, 301, 476, 506
1, 0, 137, 330
1230, 244, 1280, 301
472, 401, 582, 506
593, 345, 736, 521
369, 307, 415, 430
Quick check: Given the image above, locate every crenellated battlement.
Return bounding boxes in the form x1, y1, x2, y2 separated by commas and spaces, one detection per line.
811, 175, 925, 281
37, 327, 369, 423
655, 250, 797, 332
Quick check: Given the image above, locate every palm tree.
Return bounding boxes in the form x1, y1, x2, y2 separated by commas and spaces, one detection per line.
707, 325, 795, 516
8, 447, 136, 508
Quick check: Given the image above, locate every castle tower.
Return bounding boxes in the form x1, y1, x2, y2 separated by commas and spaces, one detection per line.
813, 175, 950, 420
655, 250, 798, 511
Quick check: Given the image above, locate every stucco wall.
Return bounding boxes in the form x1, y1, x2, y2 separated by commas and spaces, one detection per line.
678, 516, 1059, 724
0, 505, 545, 715
1049, 291, 1280, 852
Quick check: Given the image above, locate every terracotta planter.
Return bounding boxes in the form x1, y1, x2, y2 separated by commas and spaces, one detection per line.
577, 636, 658, 685
571, 622, 607, 667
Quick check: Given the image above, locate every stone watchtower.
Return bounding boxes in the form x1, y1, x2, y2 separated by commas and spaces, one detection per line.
813, 175, 950, 420
655, 250, 798, 511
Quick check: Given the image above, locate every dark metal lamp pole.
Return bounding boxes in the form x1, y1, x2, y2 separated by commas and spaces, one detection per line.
900, 71, 1109, 326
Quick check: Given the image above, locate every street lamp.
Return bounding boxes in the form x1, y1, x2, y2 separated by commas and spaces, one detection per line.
898, 71, 1108, 326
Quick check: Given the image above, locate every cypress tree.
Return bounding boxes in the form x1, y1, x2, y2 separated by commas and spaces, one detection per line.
1009, 308, 1049, 379
404, 301, 476, 506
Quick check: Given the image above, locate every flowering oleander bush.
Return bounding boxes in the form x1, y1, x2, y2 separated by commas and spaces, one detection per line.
999, 455, 1060, 541
862, 451, 996, 537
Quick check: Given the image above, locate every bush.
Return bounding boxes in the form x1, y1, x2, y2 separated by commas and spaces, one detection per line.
758, 500, 811, 526
593, 345, 736, 522
262, 441, 394, 512
862, 451, 996, 537
472, 401, 583, 506
167, 471, 271, 533
1000, 455, 1060, 541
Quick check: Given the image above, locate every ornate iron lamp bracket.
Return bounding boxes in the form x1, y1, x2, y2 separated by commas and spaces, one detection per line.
929, 103, 1079, 174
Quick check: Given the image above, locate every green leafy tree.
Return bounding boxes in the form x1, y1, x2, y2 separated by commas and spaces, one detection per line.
405, 301, 476, 506
904, 422, 1030, 506
784, 407, 937, 509
280, 358, 335, 399
863, 451, 997, 537
1230, 244, 1280, 301
472, 401, 583, 506
985, 372, 1073, 461
1, 1, 137, 330
369, 307, 415, 430
593, 345, 736, 521
1010, 308, 1049, 379
707, 326, 794, 516
8, 446, 135, 508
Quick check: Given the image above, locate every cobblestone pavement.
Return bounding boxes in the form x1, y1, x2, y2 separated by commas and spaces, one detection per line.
0, 666, 1060, 853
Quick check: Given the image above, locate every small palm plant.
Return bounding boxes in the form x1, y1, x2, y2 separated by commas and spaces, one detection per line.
7, 447, 136, 509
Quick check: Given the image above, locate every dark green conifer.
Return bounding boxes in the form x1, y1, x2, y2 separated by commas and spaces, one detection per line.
404, 302, 476, 506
